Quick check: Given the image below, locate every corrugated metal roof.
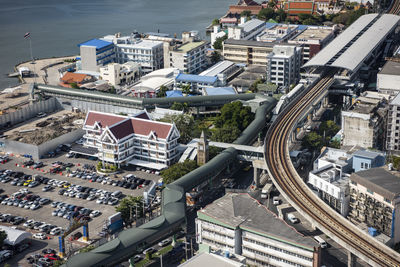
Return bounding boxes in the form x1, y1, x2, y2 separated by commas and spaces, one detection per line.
205, 87, 236, 95
240, 19, 265, 33
175, 73, 217, 84
78, 38, 113, 50
304, 14, 400, 72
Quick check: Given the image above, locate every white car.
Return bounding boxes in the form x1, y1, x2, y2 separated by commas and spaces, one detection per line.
158, 239, 171, 247
23, 219, 35, 227
33, 233, 47, 240
50, 227, 63, 235
90, 210, 101, 218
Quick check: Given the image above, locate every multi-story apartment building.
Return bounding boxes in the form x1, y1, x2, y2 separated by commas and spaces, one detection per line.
309, 147, 352, 216
82, 111, 180, 169
377, 60, 400, 96
196, 193, 321, 267
113, 38, 164, 74
266, 45, 302, 87
223, 39, 274, 66
348, 167, 400, 244
387, 93, 400, 153
169, 40, 208, 74
228, 19, 265, 41
99, 62, 141, 86
256, 24, 299, 43
78, 39, 115, 72
341, 92, 388, 150
287, 26, 335, 63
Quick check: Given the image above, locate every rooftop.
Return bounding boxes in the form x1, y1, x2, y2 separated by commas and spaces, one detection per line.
290, 27, 333, 42
353, 149, 383, 160
175, 41, 207, 53
204, 87, 236, 96
175, 73, 217, 84
224, 38, 276, 48
379, 60, 400, 76
391, 91, 400, 106
60, 72, 90, 84
179, 252, 245, 267
198, 193, 318, 250
117, 39, 163, 49
78, 39, 113, 50
304, 14, 400, 72
239, 19, 265, 33
199, 60, 236, 77
350, 168, 400, 201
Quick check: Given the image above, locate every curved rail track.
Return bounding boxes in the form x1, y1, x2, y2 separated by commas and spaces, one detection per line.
264, 71, 400, 266
389, 0, 400, 14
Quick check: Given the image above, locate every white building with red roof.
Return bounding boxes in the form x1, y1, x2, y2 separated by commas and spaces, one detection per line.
82, 110, 180, 169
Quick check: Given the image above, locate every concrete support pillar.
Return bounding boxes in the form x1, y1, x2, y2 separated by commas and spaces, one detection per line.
58, 236, 65, 258
254, 167, 260, 188
347, 251, 357, 267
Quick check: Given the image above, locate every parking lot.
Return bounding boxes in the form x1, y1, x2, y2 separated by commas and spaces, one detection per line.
0, 151, 161, 266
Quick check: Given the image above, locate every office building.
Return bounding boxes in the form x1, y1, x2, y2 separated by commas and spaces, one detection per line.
266, 45, 302, 87
348, 167, 400, 244
288, 26, 335, 63
113, 38, 164, 74
170, 40, 208, 74
341, 92, 388, 150
228, 19, 265, 41
196, 193, 321, 267
99, 62, 141, 86
78, 39, 115, 72
82, 111, 180, 169
377, 60, 400, 96
387, 93, 400, 153
223, 39, 274, 66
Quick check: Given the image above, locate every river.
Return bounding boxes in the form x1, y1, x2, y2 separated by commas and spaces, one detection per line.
0, 0, 236, 89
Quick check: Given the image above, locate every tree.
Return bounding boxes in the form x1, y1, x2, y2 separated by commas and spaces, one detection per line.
241, 10, 252, 18
212, 18, 220, 26
318, 120, 340, 140
275, 9, 287, 22
302, 132, 324, 152
329, 139, 341, 149
160, 114, 195, 144
268, 0, 278, 8
249, 78, 265, 93
215, 101, 254, 131
116, 196, 144, 225
257, 8, 275, 21
181, 84, 191, 95
211, 125, 241, 143
211, 51, 221, 64
161, 160, 198, 184
70, 82, 79, 89
157, 85, 168, 98
213, 35, 227, 50
170, 102, 189, 112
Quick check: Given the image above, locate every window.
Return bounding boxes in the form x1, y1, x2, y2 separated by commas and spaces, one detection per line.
361, 162, 364, 168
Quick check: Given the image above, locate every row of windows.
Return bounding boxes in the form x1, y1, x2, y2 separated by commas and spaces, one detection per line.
243, 247, 307, 267
243, 237, 313, 262
202, 229, 234, 241
202, 237, 234, 250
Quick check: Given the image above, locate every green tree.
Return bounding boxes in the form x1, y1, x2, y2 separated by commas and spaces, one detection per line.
329, 139, 341, 149
161, 160, 198, 184
257, 8, 275, 21
275, 9, 287, 22
181, 84, 191, 95
53, 260, 66, 267
318, 120, 340, 140
160, 114, 195, 144
211, 125, 241, 143
249, 78, 265, 93
170, 102, 189, 112
79, 245, 95, 253
157, 85, 168, 98
215, 101, 254, 131
268, 0, 278, 8
211, 51, 222, 64
70, 82, 79, 89
116, 196, 144, 225
212, 18, 220, 26
213, 35, 227, 50
0, 230, 7, 248
302, 132, 324, 152
241, 10, 252, 18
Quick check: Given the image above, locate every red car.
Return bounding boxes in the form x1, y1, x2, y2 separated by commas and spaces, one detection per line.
44, 253, 60, 261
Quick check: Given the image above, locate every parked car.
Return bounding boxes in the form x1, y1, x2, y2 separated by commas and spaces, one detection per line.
158, 239, 171, 247
42, 185, 53, 192
142, 247, 156, 255
32, 233, 47, 240
90, 210, 101, 218
32, 162, 44, 169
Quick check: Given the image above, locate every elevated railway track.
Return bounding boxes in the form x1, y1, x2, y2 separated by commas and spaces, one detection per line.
264, 71, 400, 266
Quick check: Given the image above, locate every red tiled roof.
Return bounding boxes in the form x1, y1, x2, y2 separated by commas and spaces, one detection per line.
84, 112, 126, 128
84, 111, 172, 140
288, 2, 314, 9
61, 72, 89, 84
109, 118, 172, 140
134, 111, 150, 120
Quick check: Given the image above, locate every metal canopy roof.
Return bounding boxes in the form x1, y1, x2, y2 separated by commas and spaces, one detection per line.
303, 14, 400, 72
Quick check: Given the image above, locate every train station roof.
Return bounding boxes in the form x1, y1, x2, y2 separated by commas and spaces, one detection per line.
304, 14, 400, 73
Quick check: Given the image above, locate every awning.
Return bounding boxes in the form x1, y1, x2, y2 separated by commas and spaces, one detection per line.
128, 159, 167, 170
0, 226, 32, 246
70, 144, 98, 157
